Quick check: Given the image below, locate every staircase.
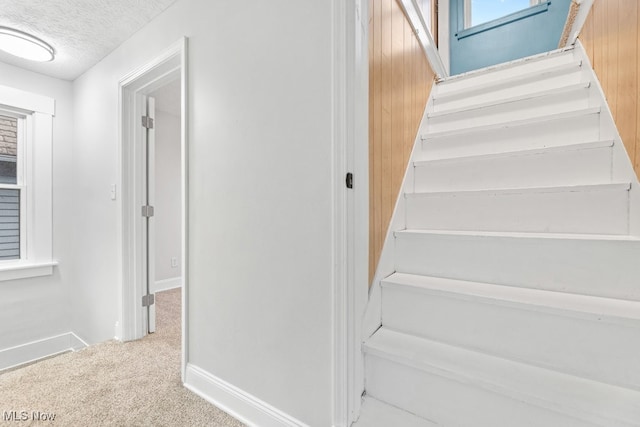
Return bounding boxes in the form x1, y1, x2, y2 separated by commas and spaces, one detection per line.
356, 43, 640, 427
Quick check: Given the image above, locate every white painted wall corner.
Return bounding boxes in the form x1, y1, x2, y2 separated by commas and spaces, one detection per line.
154, 277, 182, 293
184, 364, 310, 427
0, 332, 88, 372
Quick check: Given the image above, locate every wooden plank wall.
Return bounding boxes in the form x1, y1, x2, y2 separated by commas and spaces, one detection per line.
369, 0, 436, 281
580, 0, 640, 179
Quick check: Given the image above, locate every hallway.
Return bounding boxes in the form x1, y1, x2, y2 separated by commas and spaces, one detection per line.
0, 289, 243, 426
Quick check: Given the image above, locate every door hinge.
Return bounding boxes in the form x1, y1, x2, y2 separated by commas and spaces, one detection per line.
141, 205, 155, 217
142, 116, 154, 129
142, 293, 155, 307
346, 172, 353, 189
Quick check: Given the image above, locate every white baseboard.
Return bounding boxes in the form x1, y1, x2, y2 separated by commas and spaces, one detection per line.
184, 364, 309, 427
0, 332, 88, 372
154, 277, 182, 293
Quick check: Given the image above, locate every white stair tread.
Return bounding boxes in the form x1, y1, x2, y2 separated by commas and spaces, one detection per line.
364, 328, 640, 425
438, 46, 575, 85
433, 60, 583, 102
428, 82, 591, 119
382, 272, 640, 325
404, 182, 630, 198
394, 228, 640, 241
352, 397, 438, 427
413, 140, 614, 167
421, 107, 601, 141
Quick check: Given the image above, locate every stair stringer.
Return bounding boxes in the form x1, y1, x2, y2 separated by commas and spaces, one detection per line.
574, 39, 640, 236
362, 95, 435, 342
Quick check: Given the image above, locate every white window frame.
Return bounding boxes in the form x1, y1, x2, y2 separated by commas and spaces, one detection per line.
0, 109, 26, 261
0, 85, 56, 281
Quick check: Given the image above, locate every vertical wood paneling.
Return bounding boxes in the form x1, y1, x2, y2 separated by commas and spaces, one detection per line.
616, 0, 636, 163
380, 0, 392, 277
581, 0, 640, 177
391, 2, 405, 229
637, 0, 640, 173
606, 0, 618, 117
369, 0, 436, 281
369, 0, 375, 281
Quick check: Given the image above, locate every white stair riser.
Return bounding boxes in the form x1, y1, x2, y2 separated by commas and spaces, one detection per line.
433, 70, 584, 113
420, 111, 601, 160
428, 88, 590, 133
414, 146, 613, 192
405, 187, 629, 234
394, 233, 640, 301
381, 285, 640, 390
365, 354, 595, 427
436, 51, 576, 95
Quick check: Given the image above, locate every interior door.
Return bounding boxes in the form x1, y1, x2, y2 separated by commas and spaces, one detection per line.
143, 95, 156, 334
448, 0, 572, 74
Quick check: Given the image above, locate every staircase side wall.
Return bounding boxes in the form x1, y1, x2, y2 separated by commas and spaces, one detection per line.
579, 0, 640, 180
369, 0, 436, 282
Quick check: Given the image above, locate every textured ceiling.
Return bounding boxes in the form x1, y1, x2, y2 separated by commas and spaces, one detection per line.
0, 0, 179, 81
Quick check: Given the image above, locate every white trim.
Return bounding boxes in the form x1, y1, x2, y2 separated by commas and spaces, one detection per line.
0, 85, 55, 279
438, 0, 451, 74
0, 85, 54, 115
331, 1, 348, 425
184, 364, 309, 427
154, 277, 182, 293
398, 0, 449, 79
352, 0, 370, 421
17, 114, 26, 261
332, 0, 369, 425
0, 261, 56, 281
564, 0, 595, 48
117, 37, 188, 387
179, 37, 189, 385
463, 0, 472, 28
0, 332, 87, 372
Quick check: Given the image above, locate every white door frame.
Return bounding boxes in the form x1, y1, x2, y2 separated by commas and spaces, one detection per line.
333, 1, 369, 425
118, 37, 189, 380
438, 0, 451, 74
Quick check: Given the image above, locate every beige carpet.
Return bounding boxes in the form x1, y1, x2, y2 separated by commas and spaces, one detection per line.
0, 289, 245, 427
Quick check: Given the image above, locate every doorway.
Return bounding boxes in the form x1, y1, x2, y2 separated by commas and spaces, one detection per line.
118, 38, 188, 380
447, 0, 573, 74
147, 78, 183, 333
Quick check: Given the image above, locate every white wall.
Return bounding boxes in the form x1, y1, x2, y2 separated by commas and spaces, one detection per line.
0, 62, 74, 352
153, 109, 182, 284
71, 0, 335, 424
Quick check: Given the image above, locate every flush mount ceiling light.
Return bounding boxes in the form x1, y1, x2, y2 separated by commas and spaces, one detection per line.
0, 27, 54, 62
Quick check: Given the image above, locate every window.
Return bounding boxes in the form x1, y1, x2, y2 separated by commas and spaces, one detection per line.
0, 113, 21, 260
464, 0, 545, 29
0, 85, 55, 280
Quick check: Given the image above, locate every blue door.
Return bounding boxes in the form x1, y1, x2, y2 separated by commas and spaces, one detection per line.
449, 0, 572, 75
